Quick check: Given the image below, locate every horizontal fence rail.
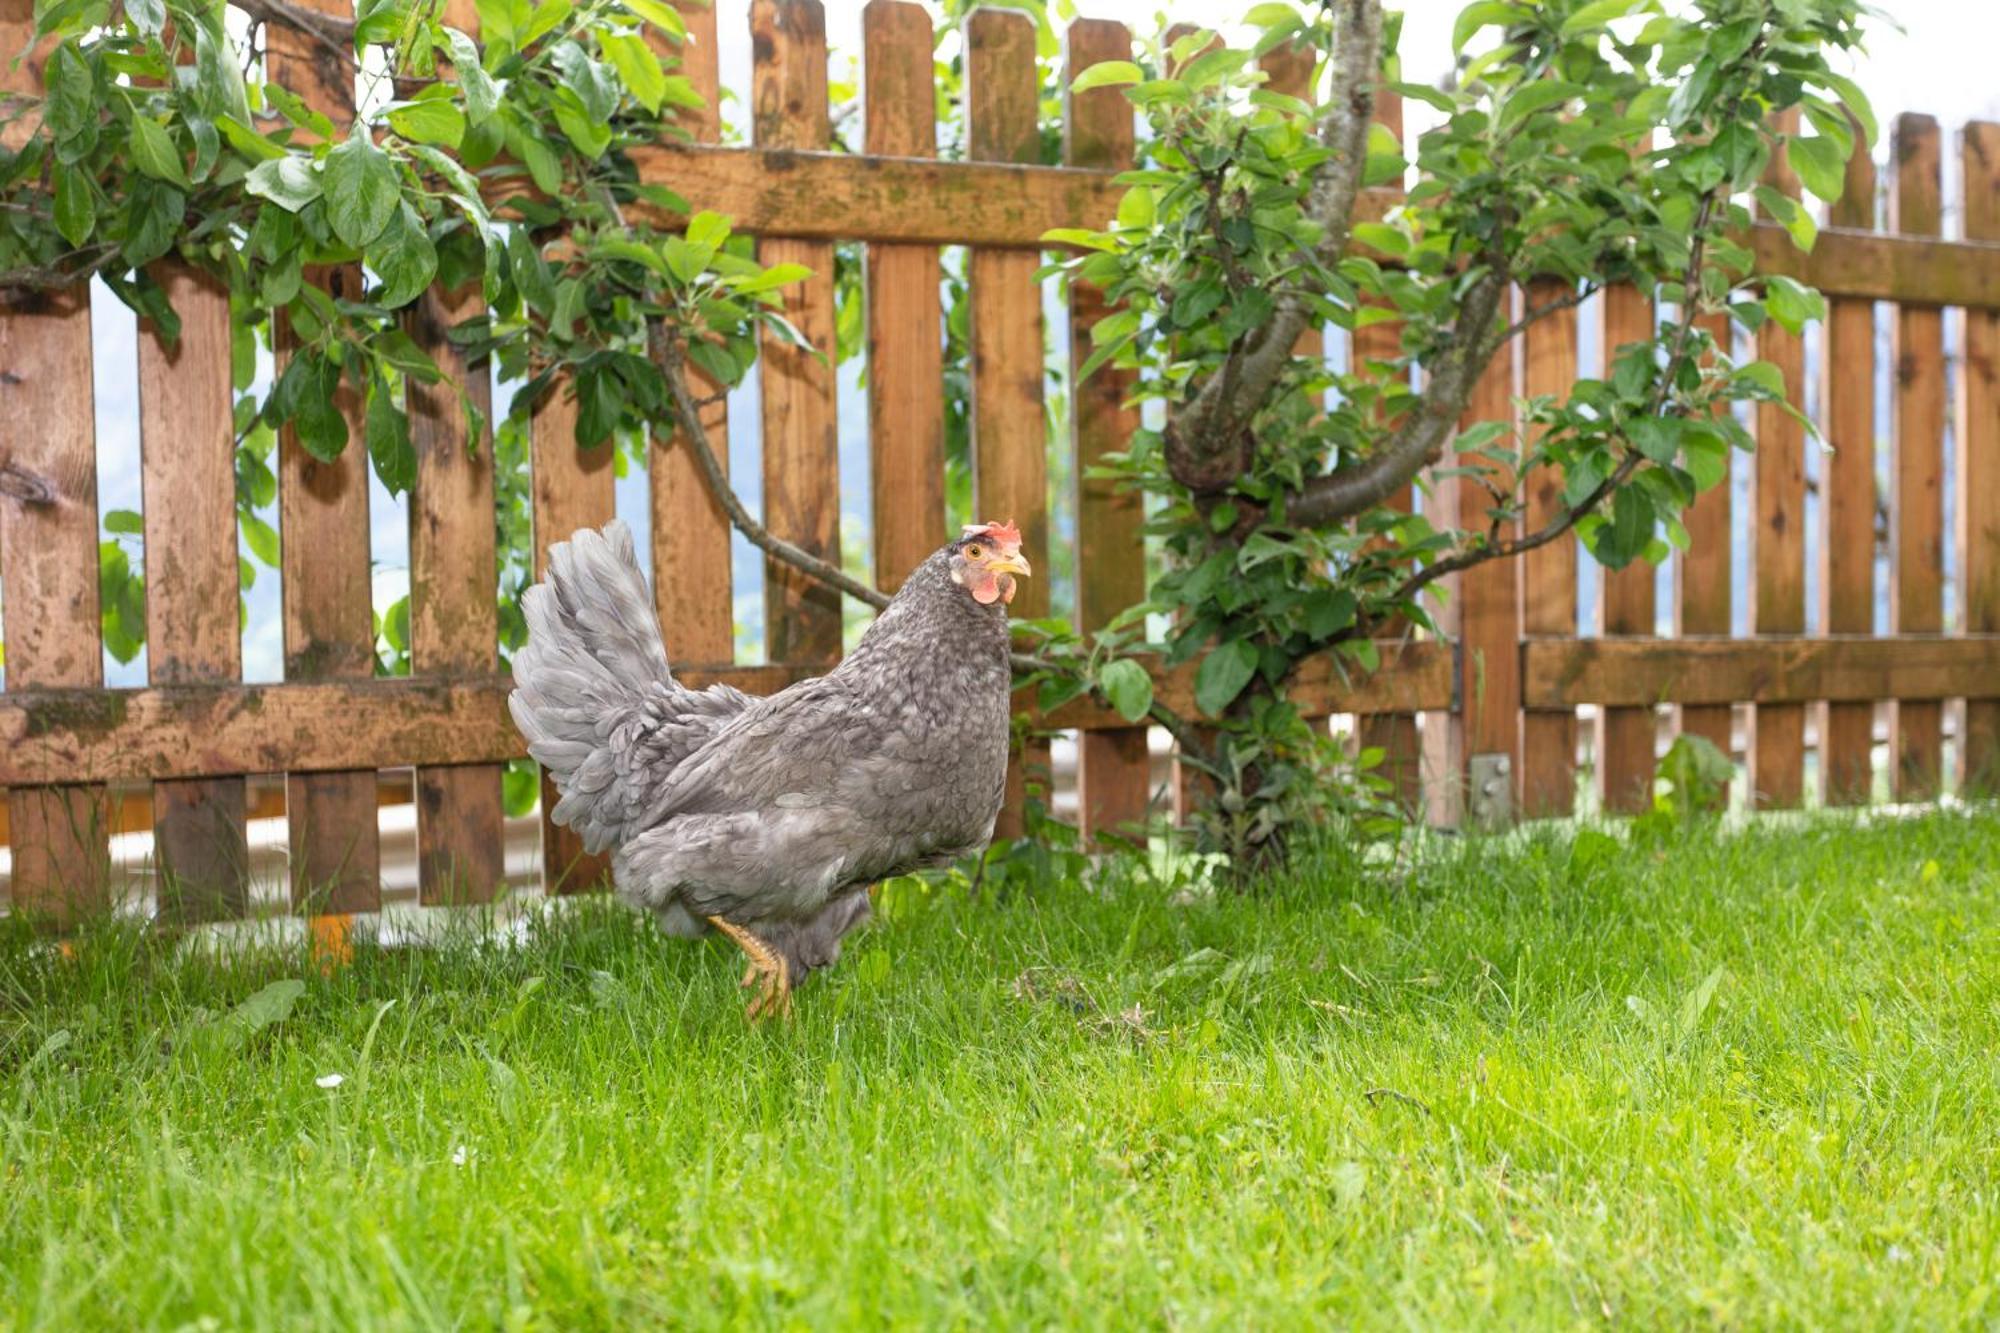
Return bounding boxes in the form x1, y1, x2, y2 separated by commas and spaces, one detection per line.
2, 0, 1998, 923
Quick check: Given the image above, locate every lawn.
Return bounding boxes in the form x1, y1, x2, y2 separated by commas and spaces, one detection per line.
3, 808, 1997, 1329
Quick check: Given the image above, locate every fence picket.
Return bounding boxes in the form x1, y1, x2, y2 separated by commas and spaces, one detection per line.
1598, 282, 1658, 812
1822, 133, 1878, 804
139, 265, 249, 920
967, 6, 1049, 838
270, 0, 380, 914
1891, 113, 1945, 799
752, 0, 842, 668
1962, 121, 2000, 794
1750, 114, 1808, 808
652, 0, 735, 663
1069, 17, 1151, 842
1453, 330, 1522, 823
1676, 310, 1735, 798
864, 0, 948, 597
1521, 278, 1579, 817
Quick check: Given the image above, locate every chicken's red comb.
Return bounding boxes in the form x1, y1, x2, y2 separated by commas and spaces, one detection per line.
961, 520, 1022, 548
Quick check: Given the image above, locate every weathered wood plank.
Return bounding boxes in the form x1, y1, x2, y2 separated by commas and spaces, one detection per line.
1750, 115, 1807, 809
138, 263, 250, 920
267, 0, 381, 915
1963, 121, 2000, 795
530, 381, 617, 893
651, 0, 735, 663
615, 143, 2000, 310
1598, 281, 1658, 813
1524, 636, 2000, 708
1068, 15, 1151, 842
1451, 336, 1521, 823
1891, 113, 1945, 799
863, 0, 947, 594
0, 644, 1455, 786
0, 282, 109, 920
1821, 131, 1878, 805
406, 280, 503, 904
752, 0, 842, 667
1520, 277, 1578, 817
1675, 310, 1736, 790
967, 6, 1050, 839
1347, 78, 1424, 813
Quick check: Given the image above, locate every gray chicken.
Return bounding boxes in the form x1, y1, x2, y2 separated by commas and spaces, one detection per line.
510, 518, 1030, 1018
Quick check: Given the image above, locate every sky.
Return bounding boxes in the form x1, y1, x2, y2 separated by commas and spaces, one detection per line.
44, 0, 2000, 691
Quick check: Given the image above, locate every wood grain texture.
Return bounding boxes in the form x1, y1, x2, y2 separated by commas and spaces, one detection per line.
138, 264, 249, 920
0, 283, 110, 920
1345, 78, 1423, 812
1068, 17, 1152, 841
1890, 113, 1945, 799
967, 7, 1049, 838
1675, 310, 1736, 785
1750, 115, 1807, 809
1454, 339, 1522, 821
530, 381, 617, 893
268, 0, 381, 915
863, 0, 947, 594
752, 0, 842, 666
406, 281, 503, 904
1963, 121, 2000, 794
1520, 278, 1578, 817
1525, 636, 2000, 708
1821, 133, 1879, 805
651, 0, 735, 663
1597, 281, 1658, 813
0, 645, 1454, 786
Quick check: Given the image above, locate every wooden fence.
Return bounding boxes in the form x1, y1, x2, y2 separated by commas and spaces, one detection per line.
1, 0, 1997, 924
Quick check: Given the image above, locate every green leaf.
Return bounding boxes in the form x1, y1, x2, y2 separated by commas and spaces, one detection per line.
1626, 416, 1686, 465
730, 261, 811, 295
104, 508, 145, 536
1819, 72, 1877, 148
53, 164, 94, 247
1193, 639, 1258, 717
517, 0, 574, 49
1764, 274, 1824, 336
241, 512, 281, 567
601, 30, 666, 112
388, 98, 465, 148
1786, 133, 1845, 205
323, 132, 400, 248
1097, 658, 1153, 723
1071, 59, 1142, 93
686, 210, 731, 250
368, 201, 437, 309
366, 367, 416, 496
225, 979, 306, 1039
1452, 1, 1521, 54
617, 0, 686, 38
1497, 80, 1583, 132
443, 29, 500, 124
246, 155, 321, 211
45, 42, 94, 144
217, 113, 287, 161
1677, 965, 1725, 1040
1558, 0, 1650, 38
128, 114, 190, 187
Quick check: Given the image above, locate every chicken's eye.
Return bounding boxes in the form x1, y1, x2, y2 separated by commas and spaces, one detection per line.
964, 543, 985, 560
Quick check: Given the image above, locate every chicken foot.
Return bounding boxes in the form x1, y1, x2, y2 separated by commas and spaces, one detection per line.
707, 916, 792, 1022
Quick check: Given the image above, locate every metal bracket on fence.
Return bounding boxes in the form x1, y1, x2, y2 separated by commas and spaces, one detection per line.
1468, 752, 1512, 828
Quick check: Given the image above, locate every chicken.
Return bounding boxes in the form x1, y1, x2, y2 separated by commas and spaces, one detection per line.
509, 518, 1030, 1019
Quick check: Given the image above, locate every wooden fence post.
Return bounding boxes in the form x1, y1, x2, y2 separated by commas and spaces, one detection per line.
1597, 280, 1658, 813
1750, 112, 1808, 809
1821, 128, 1878, 804
652, 0, 736, 664
1962, 121, 2000, 795
0, 8, 108, 918
752, 0, 842, 668
1891, 113, 1945, 799
1068, 16, 1152, 843
1521, 278, 1579, 817
270, 0, 381, 914
1675, 307, 1735, 800
1449, 330, 1522, 827
966, 5, 1049, 838
864, 0, 948, 595
140, 265, 251, 920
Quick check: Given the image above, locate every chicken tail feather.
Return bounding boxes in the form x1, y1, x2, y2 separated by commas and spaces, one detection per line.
510, 519, 672, 852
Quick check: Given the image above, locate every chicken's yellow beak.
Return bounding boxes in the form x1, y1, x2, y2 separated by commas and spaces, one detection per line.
987, 552, 1032, 577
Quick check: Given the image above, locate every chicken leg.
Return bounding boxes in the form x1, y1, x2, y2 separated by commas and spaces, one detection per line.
708, 916, 791, 1021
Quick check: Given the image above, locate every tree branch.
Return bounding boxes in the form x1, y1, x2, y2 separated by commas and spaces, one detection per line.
1162, 0, 1382, 490
234, 0, 360, 68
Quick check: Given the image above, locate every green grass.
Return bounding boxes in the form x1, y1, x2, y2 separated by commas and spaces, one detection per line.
4, 809, 1998, 1329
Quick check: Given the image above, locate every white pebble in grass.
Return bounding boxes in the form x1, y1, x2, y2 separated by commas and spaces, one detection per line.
316, 1073, 345, 1089
452, 1145, 469, 1167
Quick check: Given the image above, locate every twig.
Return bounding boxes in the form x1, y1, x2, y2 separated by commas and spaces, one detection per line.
1362, 1086, 1433, 1115
234, 0, 360, 70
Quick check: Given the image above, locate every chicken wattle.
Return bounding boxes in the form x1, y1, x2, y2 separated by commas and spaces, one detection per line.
509, 519, 1030, 1018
